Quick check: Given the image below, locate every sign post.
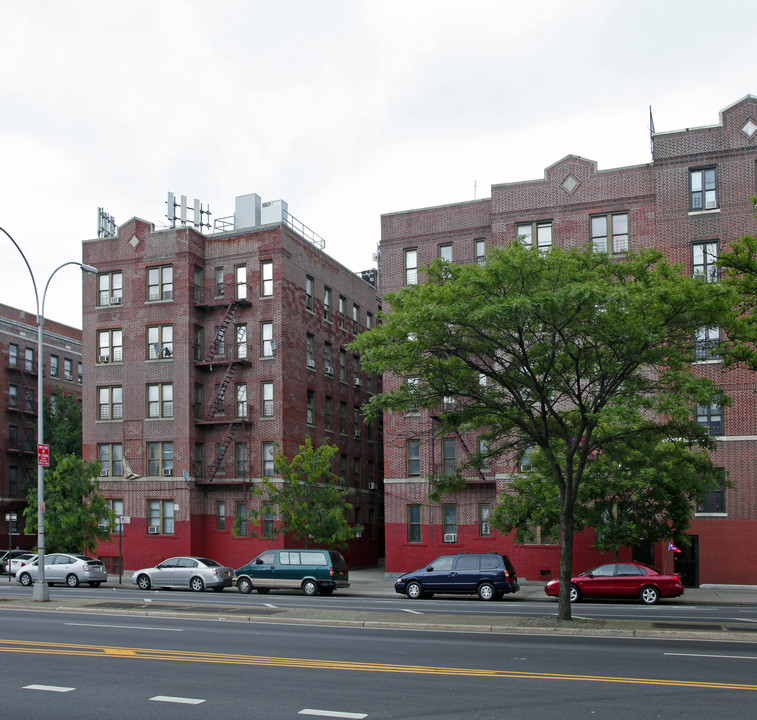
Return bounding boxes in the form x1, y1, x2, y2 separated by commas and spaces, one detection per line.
4, 513, 17, 583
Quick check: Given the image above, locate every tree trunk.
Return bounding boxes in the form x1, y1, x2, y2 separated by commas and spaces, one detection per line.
558, 496, 575, 621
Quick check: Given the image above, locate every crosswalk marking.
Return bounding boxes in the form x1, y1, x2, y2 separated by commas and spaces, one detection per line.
24, 684, 75, 693
151, 695, 205, 705
299, 710, 367, 719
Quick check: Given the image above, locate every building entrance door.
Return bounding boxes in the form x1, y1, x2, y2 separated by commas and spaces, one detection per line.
674, 535, 699, 587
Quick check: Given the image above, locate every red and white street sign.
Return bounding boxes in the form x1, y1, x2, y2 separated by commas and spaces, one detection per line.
38, 443, 49, 467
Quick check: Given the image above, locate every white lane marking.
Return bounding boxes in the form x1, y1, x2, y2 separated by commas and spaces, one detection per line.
263, 603, 277, 608
151, 695, 206, 705
299, 710, 367, 719
665, 652, 757, 660
24, 684, 75, 693
65, 622, 182, 631
729, 617, 757, 623
401, 608, 423, 615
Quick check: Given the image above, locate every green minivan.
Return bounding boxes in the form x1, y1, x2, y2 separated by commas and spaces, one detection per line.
234, 549, 350, 596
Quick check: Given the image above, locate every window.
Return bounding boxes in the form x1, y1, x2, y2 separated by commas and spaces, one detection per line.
522, 524, 558, 545
193, 266, 204, 302
690, 167, 718, 211
324, 342, 333, 372
441, 438, 456, 475
696, 402, 723, 435
216, 501, 226, 531
148, 499, 174, 534
50, 355, 58, 377
695, 327, 721, 361
77, 362, 82, 384
9, 343, 18, 367
8, 384, 18, 409
63, 358, 73, 381
306, 333, 315, 368
214, 267, 225, 297
353, 457, 361, 487
193, 325, 204, 361
516, 221, 552, 249
443, 504, 457, 537
147, 325, 172, 360
235, 383, 247, 418
9, 466, 19, 497
232, 324, 247, 359
339, 349, 347, 382
697, 468, 726, 513
98, 271, 123, 306
352, 304, 360, 334
98, 386, 123, 420
407, 504, 421, 542
692, 241, 719, 282
235, 264, 247, 299
307, 389, 315, 425
261, 321, 274, 357
147, 442, 173, 476
108, 499, 124, 530
406, 376, 419, 414
591, 213, 628, 254
98, 443, 123, 477
262, 507, 275, 538
193, 384, 204, 420
340, 402, 347, 435
9, 424, 19, 450
260, 260, 273, 297
478, 437, 490, 470
340, 455, 348, 484
323, 286, 332, 322
366, 312, 373, 330
353, 355, 361, 386
520, 445, 536, 472
194, 443, 204, 478
262, 442, 275, 477
147, 383, 173, 418
325, 396, 333, 431
475, 238, 486, 265
261, 381, 274, 417
305, 275, 314, 311
405, 248, 418, 285
235, 442, 248, 476
407, 439, 420, 477
26, 348, 35, 372
353, 406, 361, 437
439, 244, 453, 262
147, 265, 173, 301
479, 504, 491, 536
338, 295, 346, 330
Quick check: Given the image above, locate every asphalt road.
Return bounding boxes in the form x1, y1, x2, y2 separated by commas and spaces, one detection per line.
2, 606, 757, 719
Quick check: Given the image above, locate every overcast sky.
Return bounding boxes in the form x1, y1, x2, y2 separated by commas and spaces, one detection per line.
1, 0, 754, 328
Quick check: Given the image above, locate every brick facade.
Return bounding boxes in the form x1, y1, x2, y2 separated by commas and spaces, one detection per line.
380, 95, 757, 585
83, 201, 383, 572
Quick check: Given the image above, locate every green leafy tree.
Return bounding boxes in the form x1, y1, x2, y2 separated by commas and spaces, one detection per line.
717, 195, 757, 369
24, 454, 115, 553
44, 386, 84, 466
353, 243, 733, 620
245, 438, 361, 547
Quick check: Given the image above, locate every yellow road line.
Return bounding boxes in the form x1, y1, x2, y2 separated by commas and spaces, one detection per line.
1, 639, 755, 691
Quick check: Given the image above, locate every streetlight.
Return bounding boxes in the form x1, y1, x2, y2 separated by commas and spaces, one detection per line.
1, 225, 97, 602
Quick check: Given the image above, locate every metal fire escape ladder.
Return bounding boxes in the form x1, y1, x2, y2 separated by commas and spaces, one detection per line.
207, 423, 239, 482
207, 363, 238, 418
205, 302, 238, 363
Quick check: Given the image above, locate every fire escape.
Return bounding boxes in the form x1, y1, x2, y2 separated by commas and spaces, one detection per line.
194, 280, 253, 482
5, 352, 38, 502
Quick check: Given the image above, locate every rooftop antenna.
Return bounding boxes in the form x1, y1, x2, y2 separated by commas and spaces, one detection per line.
97, 207, 116, 238
166, 191, 211, 230
649, 105, 655, 157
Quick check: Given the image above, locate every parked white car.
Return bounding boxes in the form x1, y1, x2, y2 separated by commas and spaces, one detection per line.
5, 552, 36, 575
16, 553, 107, 588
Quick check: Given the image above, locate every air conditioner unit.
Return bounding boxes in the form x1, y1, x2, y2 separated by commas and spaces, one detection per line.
353, 378, 362, 387
307, 359, 316, 368
100, 468, 110, 477
110, 296, 122, 305
353, 431, 361, 439
98, 355, 109, 363
368, 482, 377, 490
148, 526, 160, 534
325, 366, 334, 376
354, 530, 362, 539
443, 533, 457, 543
64, 373, 73, 381
162, 468, 173, 477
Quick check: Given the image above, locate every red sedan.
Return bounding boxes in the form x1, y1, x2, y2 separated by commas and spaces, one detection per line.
544, 562, 684, 605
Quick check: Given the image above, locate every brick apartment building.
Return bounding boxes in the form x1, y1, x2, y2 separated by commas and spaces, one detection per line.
1, 302, 83, 549
379, 95, 757, 586
82, 194, 383, 572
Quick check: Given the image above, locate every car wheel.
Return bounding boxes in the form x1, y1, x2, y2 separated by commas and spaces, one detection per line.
477, 582, 497, 601
237, 577, 253, 594
320, 587, 334, 596
190, 576, 205, 592
137, 574, 151, 591
405, 580, 424, 599
569, 584, 581, 603
66, 573, 80, 588
302, 579, 319, 596
89, 582, 101, 588
640, 585, 660, 605
19, 572, 32, 587
255, 587, 270, 594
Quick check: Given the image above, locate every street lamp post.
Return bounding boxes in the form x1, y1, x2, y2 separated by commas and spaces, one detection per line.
1, 225, 97, 602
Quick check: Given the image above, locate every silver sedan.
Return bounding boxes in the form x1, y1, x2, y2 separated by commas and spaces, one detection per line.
131, 556, 234, 592
16, 553, 107, 587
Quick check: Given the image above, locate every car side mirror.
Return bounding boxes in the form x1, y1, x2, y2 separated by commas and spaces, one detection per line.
255, 558, 264, 565
426, 566, 433, 572
587, 572, 594, 578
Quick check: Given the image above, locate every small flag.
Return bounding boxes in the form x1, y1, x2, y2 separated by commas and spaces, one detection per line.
668, 542, 681, 554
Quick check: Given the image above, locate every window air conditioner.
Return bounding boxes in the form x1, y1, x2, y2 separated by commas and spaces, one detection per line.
368, 482, 377, 490
162, 468, 173, 476
325, 366, 334, 376
148, 526, 160, 534
307, 359, 316, 368
100, 468, 110, 477
353, 378, 362, 387
98, 355, 109, 363
443, 533, 457, 543
110, 296, 122, 305
353, 431, 361, 439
